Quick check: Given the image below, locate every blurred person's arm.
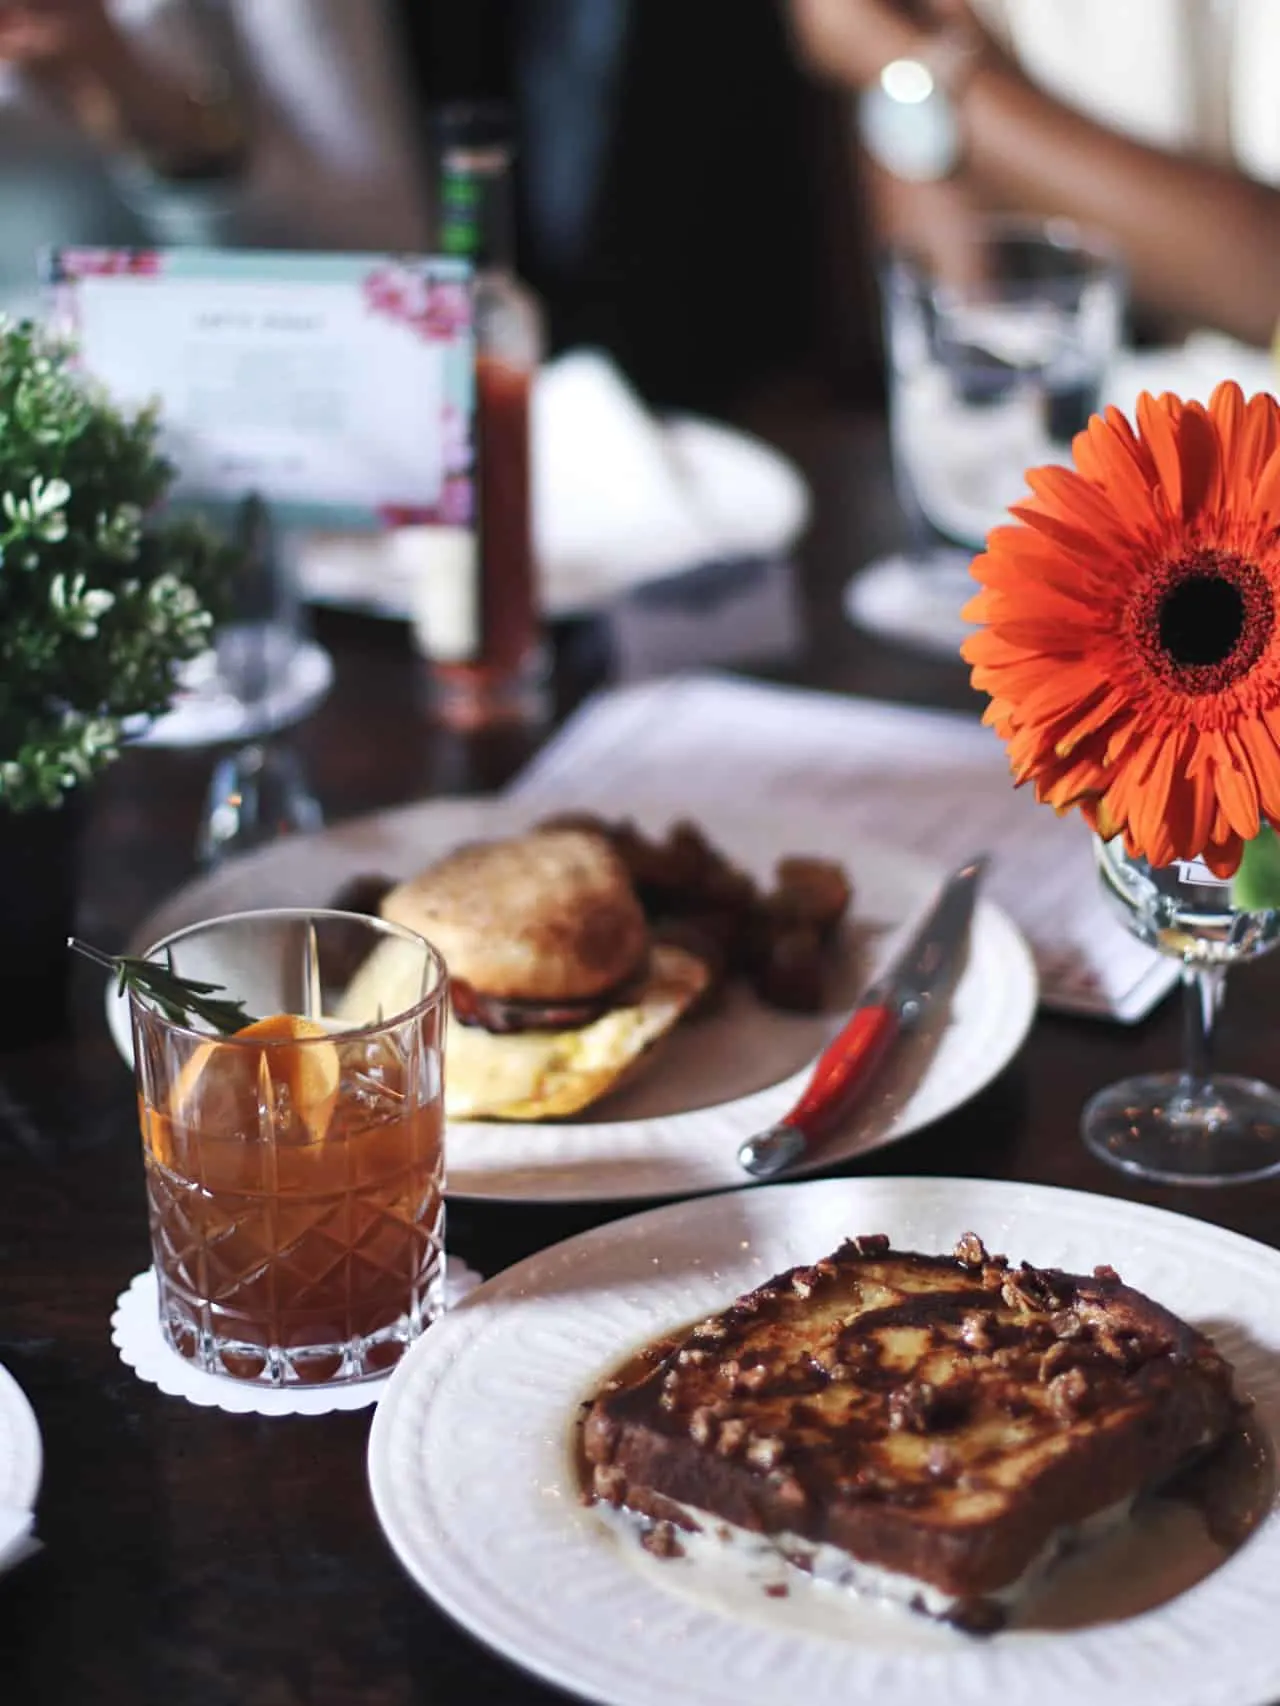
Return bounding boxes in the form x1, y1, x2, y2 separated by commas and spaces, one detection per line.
1, 0, 427, 251
225, 0, 428, 251
786, 0, 1280, 347
0, 0, 245, 176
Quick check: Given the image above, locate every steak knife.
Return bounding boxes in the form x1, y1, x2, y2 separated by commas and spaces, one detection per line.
737, 854, 988, 1180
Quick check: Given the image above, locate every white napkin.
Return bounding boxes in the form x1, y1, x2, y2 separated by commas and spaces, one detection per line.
295, 348, 811, 620
532, 348, 719, 594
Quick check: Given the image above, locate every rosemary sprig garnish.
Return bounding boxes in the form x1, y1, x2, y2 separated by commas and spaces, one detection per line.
68, 937, 257, 1035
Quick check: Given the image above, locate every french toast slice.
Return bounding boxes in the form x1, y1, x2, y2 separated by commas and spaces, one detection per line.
582, 1234, 1238, 1628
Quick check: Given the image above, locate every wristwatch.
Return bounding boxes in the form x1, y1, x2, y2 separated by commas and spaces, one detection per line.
856, 27, 983, 182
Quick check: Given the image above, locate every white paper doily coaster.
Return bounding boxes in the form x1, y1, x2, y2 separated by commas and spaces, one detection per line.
111, 1259, 483, 1415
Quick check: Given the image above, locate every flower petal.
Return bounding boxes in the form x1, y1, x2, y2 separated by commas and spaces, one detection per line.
965, 383, 1280, 868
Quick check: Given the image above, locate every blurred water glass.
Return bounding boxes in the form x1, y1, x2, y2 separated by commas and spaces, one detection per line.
887, 218, 1125, 547
847, 218, 1124, 657
197, 495, 326, 864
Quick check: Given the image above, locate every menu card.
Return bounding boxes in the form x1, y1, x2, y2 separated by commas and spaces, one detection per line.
506, 674, 1175, 1023
44, 248, 476, 528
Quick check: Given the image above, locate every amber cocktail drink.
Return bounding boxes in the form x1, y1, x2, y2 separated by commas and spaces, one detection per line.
129, 909, 447, 1385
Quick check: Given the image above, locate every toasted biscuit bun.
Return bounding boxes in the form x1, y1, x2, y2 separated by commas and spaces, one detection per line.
443, 943, 708, 1120
380, 829, 648, 1002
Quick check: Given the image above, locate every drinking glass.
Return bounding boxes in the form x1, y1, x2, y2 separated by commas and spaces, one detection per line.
846, 218, 1124, 658
196, 495, 326, 866
128, 909, 448, 1385
1084, 837, 1280, 1184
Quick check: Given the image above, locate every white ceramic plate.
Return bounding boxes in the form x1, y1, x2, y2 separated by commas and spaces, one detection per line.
0, 1363, 41, 1574
131, 638, 335, 750
104, 796, 1036, 1204
368, 1175, 1280, 1706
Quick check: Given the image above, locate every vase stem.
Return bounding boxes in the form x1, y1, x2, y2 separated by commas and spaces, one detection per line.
1181, 963, 1227, 1094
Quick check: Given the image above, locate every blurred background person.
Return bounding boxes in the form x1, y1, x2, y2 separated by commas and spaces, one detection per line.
0, 0, 844, 416
787, 0, 1280, 349
396, 0, 831, 415
0, 0, 427, 314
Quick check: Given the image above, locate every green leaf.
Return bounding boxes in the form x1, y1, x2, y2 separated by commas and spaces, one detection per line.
0, 317, 234, 812
68, 937, 256, 1034
1233, 825, 1280, 911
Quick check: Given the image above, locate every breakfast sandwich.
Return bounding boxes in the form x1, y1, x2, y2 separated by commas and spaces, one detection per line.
372, 828, 708, 1120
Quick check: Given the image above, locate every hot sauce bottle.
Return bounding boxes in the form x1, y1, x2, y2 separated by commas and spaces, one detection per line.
424, 100, 548, 729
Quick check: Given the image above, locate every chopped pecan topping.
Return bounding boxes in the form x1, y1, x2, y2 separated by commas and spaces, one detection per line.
1095, 1329, 1150, 1371
1047, 1365, 1093, 1420
961, 1310, 997, 1352
746, 1434, 785, 1471
688, 1406, 719, 1446
1039, 1340, 1081, 1382
812, 1344, 855, 1382
829, 1334, 878, 1374
690, 1319, 728, 1344
927, 1442, 959, 1480
838, 1465, 894, 1501
1093, 1264, 1122, 1283
735, 1363, 771, 1393
677, 1346, 710, 1367
791, 1275, 814, 1300
641, 1521, 685, 1560
888, 1377, 972, 1434
850, 1234, 890, 1258
718, 1359, 741, 1385
994, 1387, 1034, 1418
658, 1391, 677, 1411
592, 1463, 628, 1506
1000, 1264, 1064, 1314
1050, 1309, 1085, 1341
954, 1232, 988, 1269
715, 1417, 749, 1457
770, 1471, 808, 1511
589, 1415, 620, 1458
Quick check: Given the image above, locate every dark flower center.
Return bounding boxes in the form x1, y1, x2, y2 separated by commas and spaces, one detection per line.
1136, 550, 1274, 695
1159, 576, 1246, 665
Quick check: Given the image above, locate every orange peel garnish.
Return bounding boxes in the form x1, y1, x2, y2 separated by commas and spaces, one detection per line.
170, 1012, 341, 1146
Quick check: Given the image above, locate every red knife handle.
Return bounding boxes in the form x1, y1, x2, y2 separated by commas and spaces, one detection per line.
784, 1004, 901, 1142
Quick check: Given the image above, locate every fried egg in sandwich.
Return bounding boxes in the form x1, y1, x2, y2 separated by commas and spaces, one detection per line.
342, 828, 707, 1119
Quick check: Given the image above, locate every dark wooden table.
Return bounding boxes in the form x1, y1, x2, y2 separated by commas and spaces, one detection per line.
4, 399, 1280, 1706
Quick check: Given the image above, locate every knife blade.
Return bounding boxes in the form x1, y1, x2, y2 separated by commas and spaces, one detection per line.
737, 853, 988, 1180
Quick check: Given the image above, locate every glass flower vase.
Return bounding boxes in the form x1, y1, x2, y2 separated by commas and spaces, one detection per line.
1082, 835, 1280, 1184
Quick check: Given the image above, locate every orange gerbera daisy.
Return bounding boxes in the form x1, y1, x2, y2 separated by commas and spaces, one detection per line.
962, 381, 1280, 877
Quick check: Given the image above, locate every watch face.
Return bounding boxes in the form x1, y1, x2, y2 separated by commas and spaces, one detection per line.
858, 63, 962, 182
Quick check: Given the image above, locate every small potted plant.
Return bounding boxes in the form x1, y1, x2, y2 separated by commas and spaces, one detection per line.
0, 317, 226, 1037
